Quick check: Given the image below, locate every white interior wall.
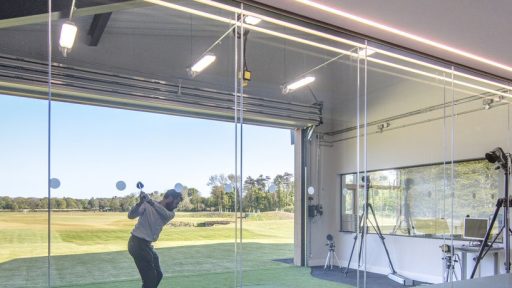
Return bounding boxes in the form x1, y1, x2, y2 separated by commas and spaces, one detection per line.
307, 90, 512, 283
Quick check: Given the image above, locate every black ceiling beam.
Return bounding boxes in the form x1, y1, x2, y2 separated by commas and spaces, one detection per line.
87, 12, 112, 46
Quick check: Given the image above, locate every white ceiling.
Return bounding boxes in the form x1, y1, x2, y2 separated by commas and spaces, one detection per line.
255, 0, 512, 81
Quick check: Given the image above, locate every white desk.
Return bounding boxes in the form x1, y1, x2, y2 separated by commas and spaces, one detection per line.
453, 244, 502, 280
430, 273, 512, 288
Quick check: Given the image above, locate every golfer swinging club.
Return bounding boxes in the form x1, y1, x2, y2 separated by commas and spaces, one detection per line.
128, 185, 183, 288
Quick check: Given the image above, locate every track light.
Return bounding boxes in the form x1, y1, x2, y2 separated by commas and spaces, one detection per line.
377, 122, 390, 133
244, 15, 262, 25
59, 21, 78, 57
483, 98, 493, 110
282, 76, 315, 94
188, 53, 216, 77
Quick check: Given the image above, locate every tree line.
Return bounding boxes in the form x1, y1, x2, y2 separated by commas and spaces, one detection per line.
0, 172, 294, 213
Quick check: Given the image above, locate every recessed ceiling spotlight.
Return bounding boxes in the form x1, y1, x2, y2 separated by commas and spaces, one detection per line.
358, 48, 376, 57
244, 15, 262, 25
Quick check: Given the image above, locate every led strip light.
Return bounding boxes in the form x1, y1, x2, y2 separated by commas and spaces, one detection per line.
371, 47, 512, 92
144, 0, 512, 98
195, 0, 512, 91
296, 0, 512, 74
368, 58, 512, 98
194, 0, 363, 48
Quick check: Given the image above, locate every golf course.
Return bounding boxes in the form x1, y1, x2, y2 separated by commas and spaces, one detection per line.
0, 211, 347, 288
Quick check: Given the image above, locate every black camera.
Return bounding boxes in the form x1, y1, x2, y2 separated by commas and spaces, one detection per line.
486, 147, 508, 170
326, 234, 335, 250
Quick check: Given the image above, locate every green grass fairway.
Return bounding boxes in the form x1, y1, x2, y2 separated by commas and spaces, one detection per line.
60, 266, 348, 288
0, 212, 349, 288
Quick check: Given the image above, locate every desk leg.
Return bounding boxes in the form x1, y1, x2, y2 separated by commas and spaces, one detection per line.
461, 252, 467, 280
493, 252, 498, 275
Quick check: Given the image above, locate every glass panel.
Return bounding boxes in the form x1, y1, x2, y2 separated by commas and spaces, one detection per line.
238, 124, 296, 284
359, 47, 368, 288
0, 1, 50, 287
49, 1, 239, 287
0, 99, 49, 288
238, 1, 363, 287
452, 70, 512, 280
365, 45, 453, 286
341, 160, 499, 236
239, 3, 364, 287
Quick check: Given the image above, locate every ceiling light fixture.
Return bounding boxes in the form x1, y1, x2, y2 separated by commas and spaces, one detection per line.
188, 53, 216, 77
244, 15, 262, 25
283, 76, 316, 94
59, 0, 77, 57
295, 0, 512, 74
358, 48, 376, 57
59, 21, 78, 57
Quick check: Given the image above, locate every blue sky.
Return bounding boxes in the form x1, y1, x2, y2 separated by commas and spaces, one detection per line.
1, 95, 294, 198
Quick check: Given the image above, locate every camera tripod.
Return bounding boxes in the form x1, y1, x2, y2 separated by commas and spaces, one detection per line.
470, 196, 512, 278
443, 254, 460, 282
344, 176, 413, 285
344, 202, 396, 276
471, 147, 511, 278
440, 244, 461, 282
391, 178, 416, 235
324, 235, 342, 270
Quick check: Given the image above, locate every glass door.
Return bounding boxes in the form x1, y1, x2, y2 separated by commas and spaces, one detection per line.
49, 1, 240, 287
0, 1, 50, 287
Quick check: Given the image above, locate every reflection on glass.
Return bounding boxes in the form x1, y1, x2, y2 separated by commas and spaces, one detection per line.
451, 72, 512, 278
341, 160, 499, 238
